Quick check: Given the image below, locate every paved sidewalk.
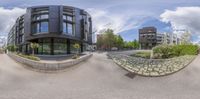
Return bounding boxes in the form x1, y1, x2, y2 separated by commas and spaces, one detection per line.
0, 53, 200, 99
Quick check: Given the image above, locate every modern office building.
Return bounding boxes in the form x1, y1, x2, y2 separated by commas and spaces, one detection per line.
171, 33, 178, 45
7, 5, 92, 55
156, 33, 164, 45
157, 32, 171, 45
139, 26, 181, 49
157, 32, 179, 45
139, 27, 157, 49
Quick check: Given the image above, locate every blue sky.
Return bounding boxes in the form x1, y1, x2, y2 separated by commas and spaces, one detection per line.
0, 0, 200, 43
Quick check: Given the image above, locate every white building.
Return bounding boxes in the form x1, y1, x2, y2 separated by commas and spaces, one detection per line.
0, 36, 7, 48
157, 32, 180, 45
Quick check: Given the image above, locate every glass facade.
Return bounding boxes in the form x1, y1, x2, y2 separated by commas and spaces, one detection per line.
40, 22, 48, 32
43, 43, 51, 55
32, 21, 49, 34
38, 39, 51, 55
63, 15, 73, 21
54, 39, 67, 54
63, 22, 67, 34
63, 14, 74, 35
70, 40, 81, 54
63, 22, 74, 35
35, 38, 80, 55
33, 14, 49, 21
31, 8, 49, 34
40, 14, 49, 19
67, 23, 73, 35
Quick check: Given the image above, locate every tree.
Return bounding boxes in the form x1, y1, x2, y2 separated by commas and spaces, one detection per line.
133, 39, 140, 49
30, 43, 39, 56
104, 29, 116, 50
73, 43, 80, 59
96, 29, 119, 50
115, 35, 124, 49
97, 34, 105, 50
123, 40, 139, 49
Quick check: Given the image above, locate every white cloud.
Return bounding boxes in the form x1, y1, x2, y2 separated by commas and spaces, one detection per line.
160, 7, 200, 39
0, 7, 25, 35
86, 8, 147, 34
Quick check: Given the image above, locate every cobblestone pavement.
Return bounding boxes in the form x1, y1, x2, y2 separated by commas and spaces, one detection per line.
0, 52, 200, 99
109, 54, 196, 76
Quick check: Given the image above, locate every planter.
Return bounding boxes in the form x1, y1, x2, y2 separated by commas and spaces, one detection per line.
7, 52, 92, 72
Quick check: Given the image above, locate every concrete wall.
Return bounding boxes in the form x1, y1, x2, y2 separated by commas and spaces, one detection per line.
8, 53, 92, 72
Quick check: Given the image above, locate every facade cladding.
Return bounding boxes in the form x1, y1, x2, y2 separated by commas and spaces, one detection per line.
139, 27, 157, 49
7, 5, 92, 55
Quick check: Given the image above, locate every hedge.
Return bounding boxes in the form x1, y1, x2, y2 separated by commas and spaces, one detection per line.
153, 44, 199, 59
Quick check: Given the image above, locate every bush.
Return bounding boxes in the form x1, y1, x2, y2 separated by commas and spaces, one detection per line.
17, 53, 40, 61
179, 45, 199, 55
153, 44, 199, 59
153, 45, 173, 59
131, 51, 151, 59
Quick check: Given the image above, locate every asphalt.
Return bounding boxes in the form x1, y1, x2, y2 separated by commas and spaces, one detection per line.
0, 52, 200, 99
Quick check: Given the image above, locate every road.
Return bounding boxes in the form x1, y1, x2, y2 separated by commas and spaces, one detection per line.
0, 52, 200, 99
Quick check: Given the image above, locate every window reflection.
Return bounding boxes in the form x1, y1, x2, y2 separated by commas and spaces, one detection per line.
63, 22, 74, 35
67, 23, 73, 35
63, 22, 67, 34
63, 15, 73, 21
40, 22, 48, 32
32, 21, 49, 34
33, 14, 48, 21
54, 39, 67, 54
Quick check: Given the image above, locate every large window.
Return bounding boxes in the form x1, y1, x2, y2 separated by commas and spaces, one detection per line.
37, 39, 51, 55
37, 38, 69, 55
32, 21, 49, 34
33, 14, 48, 21
40, 22, 48, 32
63, 22, 74, 35
63, 15, 73, 21
67, 23, 73, 35
40, 14, 48, 19
42, 39, 51, 55
63, 13, 74, 35
38, 43, 43, 54
54, 39, 67, 54
63, 22, 67, 34
32, 7, 49, 34
43, 43, 51, 55
70, 41, 81, 54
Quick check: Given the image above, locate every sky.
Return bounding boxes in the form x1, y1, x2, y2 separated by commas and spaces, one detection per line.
0, 0, 200, 44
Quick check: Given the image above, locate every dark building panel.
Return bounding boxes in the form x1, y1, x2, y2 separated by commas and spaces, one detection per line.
24, 8, 32, 41
49, 6, 60, 33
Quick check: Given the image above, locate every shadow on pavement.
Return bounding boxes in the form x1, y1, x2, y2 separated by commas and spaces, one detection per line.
125, 72, 137, 79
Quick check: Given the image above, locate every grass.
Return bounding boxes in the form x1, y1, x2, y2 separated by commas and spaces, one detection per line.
131, 51, 151, 59
17, 53, 40, 61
